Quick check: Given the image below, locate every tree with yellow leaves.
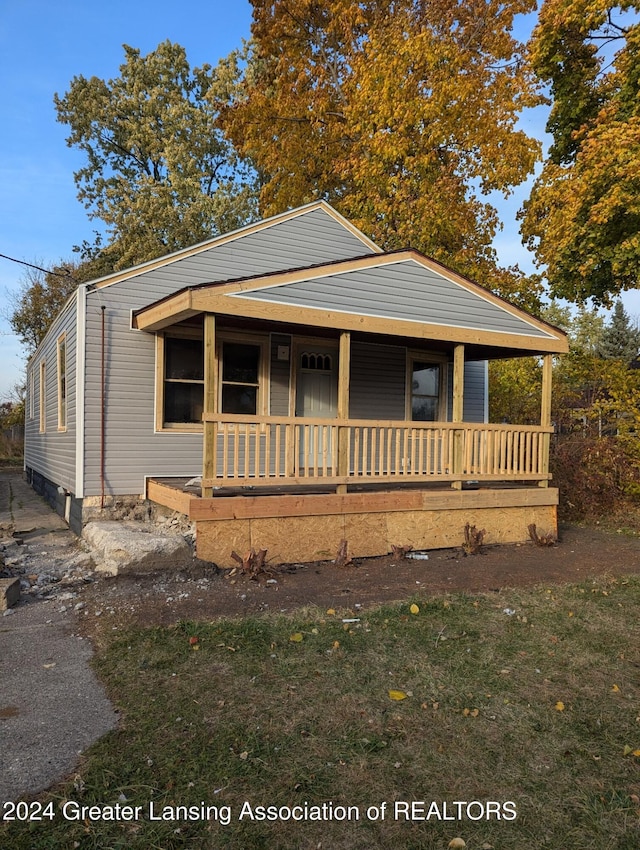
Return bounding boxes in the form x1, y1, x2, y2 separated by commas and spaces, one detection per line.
521, 0, 640, 305
218, 0, 543, 307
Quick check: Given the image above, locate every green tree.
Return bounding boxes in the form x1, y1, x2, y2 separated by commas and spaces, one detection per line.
598, 300, 640, 362
55, 40, 257, 270
521, 0, 640, 305
8, 258, 99, 353
218, 0, 544, 308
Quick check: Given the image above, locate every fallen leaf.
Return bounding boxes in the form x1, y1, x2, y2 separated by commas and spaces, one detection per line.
612, 684, 620, 693
43, 663, 56, 669
189, 636, 199, 645
191, 645, 200, 651
289, 633, 304, 642
410, 603, 420, 615
326, 608, 336, 615
448, 839, 466, 848
388, 689, 408, 701
555, 701, 565, 712
239, 751, 248, 760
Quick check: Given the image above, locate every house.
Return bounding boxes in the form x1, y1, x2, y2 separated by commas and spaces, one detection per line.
24, 202, 568, 565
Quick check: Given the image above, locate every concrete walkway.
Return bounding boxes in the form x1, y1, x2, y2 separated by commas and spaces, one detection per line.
0, 469, 118, 804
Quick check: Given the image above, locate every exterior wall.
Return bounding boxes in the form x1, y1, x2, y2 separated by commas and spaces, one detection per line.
447, 360, 487, 423
270, 333, 293, 416
196, 488, 559, 566
236, 260, 555, 340
82, 210, 379, 497
24, 294, 77, 494
349, 341, 406, 419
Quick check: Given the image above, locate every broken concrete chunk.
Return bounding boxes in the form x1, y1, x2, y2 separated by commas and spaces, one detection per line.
83, 522, 191, 575
0, 577, 20, 611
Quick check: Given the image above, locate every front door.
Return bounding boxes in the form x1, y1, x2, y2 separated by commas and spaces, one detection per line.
295, 345, 338, 469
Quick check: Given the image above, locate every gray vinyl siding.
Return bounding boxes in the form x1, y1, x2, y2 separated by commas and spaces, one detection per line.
270, 334, 292, 416
447, 360, 487, 423
82, 209, 376, 496
24, 295, 77, 492
233, 259, 555, 339
102, 209, 376, 294
349, 342, 406, 419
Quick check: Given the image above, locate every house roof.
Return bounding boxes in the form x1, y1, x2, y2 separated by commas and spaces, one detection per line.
133, 249, 568, 355
87, 200, 381, 291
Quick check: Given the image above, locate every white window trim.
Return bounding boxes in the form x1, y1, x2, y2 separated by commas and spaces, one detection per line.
57, 332, 67, 431
39, 360, 46, 433
28, 367, 34, 420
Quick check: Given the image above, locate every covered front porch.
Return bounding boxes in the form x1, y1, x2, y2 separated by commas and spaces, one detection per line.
133, 248, 567, 565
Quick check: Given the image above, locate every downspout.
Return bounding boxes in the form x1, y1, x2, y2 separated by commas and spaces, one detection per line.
101, 305, 106, 509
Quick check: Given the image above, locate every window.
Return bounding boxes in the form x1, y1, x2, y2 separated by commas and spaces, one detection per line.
410, 360, 442, 421
220, 341, 262, 415
39, 361, 46, 433
57, 334, 67, 430
163, 335, 204, 425
29, 368, 34, 420
158, 329, 267, 429
301, 352, 333, 371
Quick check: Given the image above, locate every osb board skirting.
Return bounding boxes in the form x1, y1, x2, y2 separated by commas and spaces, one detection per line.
195, 498, 558, 567
189, 486, 558, 522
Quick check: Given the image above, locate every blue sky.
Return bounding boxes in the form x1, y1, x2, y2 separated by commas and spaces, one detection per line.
0, 2, 637, 401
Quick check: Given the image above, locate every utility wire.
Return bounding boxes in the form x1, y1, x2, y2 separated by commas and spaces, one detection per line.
0, 253, 76, 280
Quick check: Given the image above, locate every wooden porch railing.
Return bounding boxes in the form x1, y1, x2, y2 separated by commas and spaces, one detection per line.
201, 414, 553, 493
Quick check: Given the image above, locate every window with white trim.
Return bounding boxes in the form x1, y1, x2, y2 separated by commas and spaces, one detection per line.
57, 334, 67, 430
29, 368, 34, 420
39, 360, 46, 433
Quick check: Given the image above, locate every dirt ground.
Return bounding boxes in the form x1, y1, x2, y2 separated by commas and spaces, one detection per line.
79, 522, 640, 635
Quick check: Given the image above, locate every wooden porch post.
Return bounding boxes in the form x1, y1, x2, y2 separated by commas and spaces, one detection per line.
539, 353, 553, 488
202, 313, 217, 498
336, 331, 351, 494
451, 344, 465, 489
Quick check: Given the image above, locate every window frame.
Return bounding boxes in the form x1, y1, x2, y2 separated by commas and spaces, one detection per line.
57, 333, 67, 431
156, 328, 269, 432
217, 331, 269, 417
405, 350, 448, 422
28, 367, 34, 420
39, 360, 46, 433
156, 328, 206, 431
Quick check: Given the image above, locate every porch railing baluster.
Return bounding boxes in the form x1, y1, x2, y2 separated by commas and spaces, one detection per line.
201, 413, 553, 490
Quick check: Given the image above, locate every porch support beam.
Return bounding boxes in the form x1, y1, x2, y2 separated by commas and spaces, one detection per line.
202, 313, 217, 498
539, 353, 553, 488
337, 331, 351, 494
451, 344, 465, 490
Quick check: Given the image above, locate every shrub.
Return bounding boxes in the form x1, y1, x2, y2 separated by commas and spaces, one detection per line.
551, 435, 640, 521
